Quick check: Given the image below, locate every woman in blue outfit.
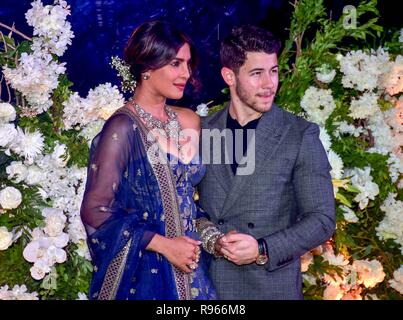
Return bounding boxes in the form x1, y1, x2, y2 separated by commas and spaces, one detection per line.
80, 21, 220, 300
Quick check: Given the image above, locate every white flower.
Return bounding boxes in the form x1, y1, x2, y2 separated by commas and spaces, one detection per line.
399, 28, 403, 43
323, 246, 349, 266
2, 52, 66, 114
62, 83, 124, 129
349, 92, 380, 119
0, 102, 16, 123
333, 121, 364, 138
46, 245, 67, 264
376, 193, 403, 253
338, 48, 390, 92
352, 259, 385, 288
323, 284, 345, 300
319, 127, 331, 152
6, 161, 28, 183
51, 142, 69, 168
68, 215, 86, 244
300, 86, 336, 126
10, 127, 44, 162
77, 292, 88, 300
389, 265, 403, 294
196, 103, 209, 117
381, 55, 403, 96
315, 65, 336, 84
30, 259, 51, 280
25, 0, 74, 56
0, 285, 38, 300
42, 208, 67, 237
328, 150, 344, 179
387, 153, 403, 183
0, 226, 13, 251
367, 112, 398, 155
0, 123, 18, 148
344, 166, 379, 210
92, 83, 125, 120
23, 240, 42, 263
340, 205, 359, 223
79, 119, 105, 145
25, 165, 44, 185
0, 186, 22, 210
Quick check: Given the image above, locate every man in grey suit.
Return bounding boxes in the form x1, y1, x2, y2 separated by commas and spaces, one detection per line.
197, 25, 336, 299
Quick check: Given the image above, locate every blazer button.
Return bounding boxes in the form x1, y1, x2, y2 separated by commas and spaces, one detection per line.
218, 219, 224, 225
248, 222, 254, 229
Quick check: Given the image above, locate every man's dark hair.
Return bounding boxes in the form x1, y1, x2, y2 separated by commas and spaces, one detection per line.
220, 25, 281, 73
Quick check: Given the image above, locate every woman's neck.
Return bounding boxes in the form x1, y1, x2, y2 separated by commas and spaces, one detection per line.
131, 88, 167, 119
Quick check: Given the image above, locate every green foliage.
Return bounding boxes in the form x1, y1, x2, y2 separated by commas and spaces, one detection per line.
277, 0, 383, 115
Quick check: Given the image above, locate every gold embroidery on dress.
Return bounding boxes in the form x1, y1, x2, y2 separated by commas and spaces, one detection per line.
98, 238, 132, 300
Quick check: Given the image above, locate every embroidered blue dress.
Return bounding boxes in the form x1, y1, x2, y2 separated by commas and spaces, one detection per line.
80, 107, 216, 300
168, 153, 217, 299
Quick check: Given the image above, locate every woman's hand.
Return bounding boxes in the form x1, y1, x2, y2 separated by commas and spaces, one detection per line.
147, 234, 201, 273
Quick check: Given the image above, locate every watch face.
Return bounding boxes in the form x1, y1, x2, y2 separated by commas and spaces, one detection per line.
256, 254, 268, 265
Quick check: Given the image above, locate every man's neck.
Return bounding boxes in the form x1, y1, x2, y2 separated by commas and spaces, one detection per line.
229, 102, 263, 126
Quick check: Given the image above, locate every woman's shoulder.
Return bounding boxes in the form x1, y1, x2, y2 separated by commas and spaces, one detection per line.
170, 105, 200, 130
103, 106, 139, 133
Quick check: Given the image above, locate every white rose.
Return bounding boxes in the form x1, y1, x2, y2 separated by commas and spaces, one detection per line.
0, 123, 18, 148
0, 226, 13, 250
42, 208, 66, 237
44, 215, 66, 237
0, 102, 16, 123
0, 186, 22, 210
6, 161, 28, 183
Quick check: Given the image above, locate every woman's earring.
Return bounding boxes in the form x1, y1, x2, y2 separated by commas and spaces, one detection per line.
142, 73, 150, 80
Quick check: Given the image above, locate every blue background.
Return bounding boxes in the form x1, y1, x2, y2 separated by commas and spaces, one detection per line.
0, 0, 399, 108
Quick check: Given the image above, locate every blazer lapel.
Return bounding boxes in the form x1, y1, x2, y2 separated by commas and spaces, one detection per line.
220, 104, 290, 217
202, 106, 234, 194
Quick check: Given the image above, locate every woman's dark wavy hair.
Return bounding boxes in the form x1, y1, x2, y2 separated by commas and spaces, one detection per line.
124, 20, 199, 88
220, 24, 281, 73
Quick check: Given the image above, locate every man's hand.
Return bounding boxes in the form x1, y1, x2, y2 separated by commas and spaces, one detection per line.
218, 232, 259, 265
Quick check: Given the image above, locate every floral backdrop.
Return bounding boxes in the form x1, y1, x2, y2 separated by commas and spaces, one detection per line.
0, 0, 402, 300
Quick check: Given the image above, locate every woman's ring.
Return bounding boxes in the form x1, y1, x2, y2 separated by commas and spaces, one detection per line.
188, 262, 198, 270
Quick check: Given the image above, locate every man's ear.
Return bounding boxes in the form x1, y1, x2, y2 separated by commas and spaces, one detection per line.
221, 67, 235, 86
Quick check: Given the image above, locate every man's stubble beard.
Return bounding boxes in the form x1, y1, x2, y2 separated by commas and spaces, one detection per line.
235, 78, 274, 114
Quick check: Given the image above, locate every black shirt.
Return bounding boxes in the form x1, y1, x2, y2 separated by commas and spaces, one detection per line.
226, 112, 261, 175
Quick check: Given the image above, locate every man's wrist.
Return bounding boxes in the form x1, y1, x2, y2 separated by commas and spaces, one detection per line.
255, 238, 269, 265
